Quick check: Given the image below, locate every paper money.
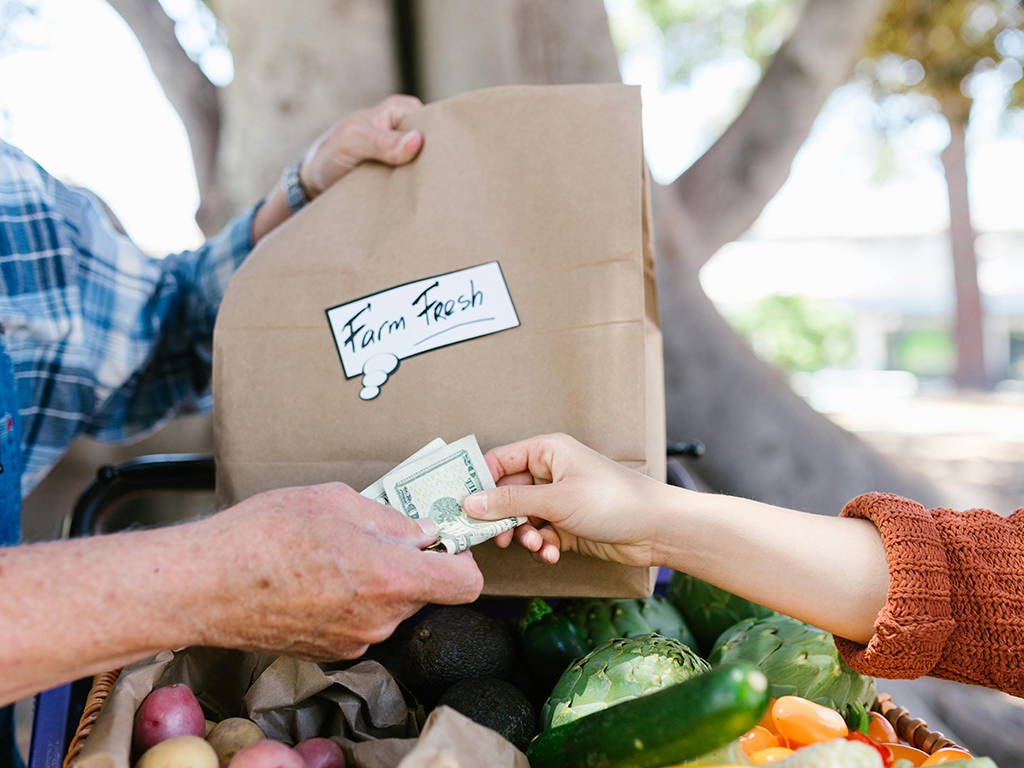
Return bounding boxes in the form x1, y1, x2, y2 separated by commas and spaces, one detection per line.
360, 437, 448, 505
382, 434, 525, 554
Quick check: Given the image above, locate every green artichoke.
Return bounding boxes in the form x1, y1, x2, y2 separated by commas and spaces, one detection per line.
708, 614, 876, 713
540, 632, 710, 730
667, 571, 776, 655
556, 596, 698, 652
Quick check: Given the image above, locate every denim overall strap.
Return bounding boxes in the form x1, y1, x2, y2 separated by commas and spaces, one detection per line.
0, 331, 25, 768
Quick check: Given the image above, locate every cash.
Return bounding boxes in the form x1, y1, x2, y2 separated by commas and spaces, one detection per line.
361, 435, 525, 554
360, 437, 447, 505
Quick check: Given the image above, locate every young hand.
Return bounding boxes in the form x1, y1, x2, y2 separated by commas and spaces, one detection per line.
463, 433, 671, 568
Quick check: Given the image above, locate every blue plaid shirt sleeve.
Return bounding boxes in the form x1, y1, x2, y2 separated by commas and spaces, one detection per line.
0, 141, 260, 494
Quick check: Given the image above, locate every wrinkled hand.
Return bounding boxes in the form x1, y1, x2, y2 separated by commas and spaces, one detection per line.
196, 482, 482, 660
463, 434, 669, 568
299, 94, 424, 197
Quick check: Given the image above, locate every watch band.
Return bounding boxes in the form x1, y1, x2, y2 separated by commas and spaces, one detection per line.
281, 158, 312, 214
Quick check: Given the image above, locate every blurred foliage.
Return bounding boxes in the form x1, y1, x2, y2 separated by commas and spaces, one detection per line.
862, 0, 1024, 123
628, 0, 799, 82
728, 296, 856, 373
893, 327, 956, 376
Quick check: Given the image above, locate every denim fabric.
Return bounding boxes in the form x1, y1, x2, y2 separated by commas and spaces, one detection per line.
0, 333, 24, 768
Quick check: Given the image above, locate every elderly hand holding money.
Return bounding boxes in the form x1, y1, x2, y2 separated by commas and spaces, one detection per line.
0, 468, 486, 707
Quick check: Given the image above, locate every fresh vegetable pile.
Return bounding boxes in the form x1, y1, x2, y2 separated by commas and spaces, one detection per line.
729, 694, 985, 767
125, 584, 998, 768
513, 579, 994, 768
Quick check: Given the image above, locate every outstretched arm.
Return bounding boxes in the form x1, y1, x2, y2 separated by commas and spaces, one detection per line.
464, 433, 888, 643
0, 483, 482, 707
468, 434, 1024, 695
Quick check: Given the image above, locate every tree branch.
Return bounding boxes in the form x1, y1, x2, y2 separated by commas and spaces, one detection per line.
106, 0, 224, 234
668, 0, 890, 268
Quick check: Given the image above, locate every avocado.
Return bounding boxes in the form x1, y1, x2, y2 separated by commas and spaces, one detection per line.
436, 676, 536, 752
400, 607, 515, 701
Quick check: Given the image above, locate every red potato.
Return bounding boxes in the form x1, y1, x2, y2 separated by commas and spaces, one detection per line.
293, 739, 345, 768
134, 685, 207, 756
227, 740, 306, 768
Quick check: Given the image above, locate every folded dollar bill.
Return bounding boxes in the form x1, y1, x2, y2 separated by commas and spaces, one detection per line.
361, 435, 525, 553
360, 437, 447, 506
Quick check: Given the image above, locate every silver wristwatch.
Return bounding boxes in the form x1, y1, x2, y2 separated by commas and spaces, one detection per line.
281, 158, 312, 214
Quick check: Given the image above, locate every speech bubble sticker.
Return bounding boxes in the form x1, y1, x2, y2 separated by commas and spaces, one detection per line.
364, 352, 400, 375
362, 370, 389, 388
326, 262, 519, 400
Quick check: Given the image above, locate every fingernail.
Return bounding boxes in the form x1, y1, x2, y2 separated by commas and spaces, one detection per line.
416, 517, 438, 537
399, 130, 422, 154
463, 492, 487, 516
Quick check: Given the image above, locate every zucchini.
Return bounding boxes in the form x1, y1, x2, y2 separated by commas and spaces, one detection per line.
526, 663, 768, 768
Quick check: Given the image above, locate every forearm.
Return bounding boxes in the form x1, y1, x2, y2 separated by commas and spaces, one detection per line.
652, 488, 889, 644
0, 525, 222, 706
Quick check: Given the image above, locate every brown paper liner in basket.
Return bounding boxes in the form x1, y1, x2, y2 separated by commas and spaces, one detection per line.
61, 672, 967, 765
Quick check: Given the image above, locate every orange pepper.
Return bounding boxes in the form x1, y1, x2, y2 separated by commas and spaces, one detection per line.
739, 726, 783, 756
750, 747, 795, 764
772, 696, 849, 745
921, 748, 975, 765
867, 712, 900, 744
887, 744, 931, 767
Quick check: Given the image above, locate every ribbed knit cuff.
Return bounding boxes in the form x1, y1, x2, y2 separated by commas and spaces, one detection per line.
833, 493, 956, 679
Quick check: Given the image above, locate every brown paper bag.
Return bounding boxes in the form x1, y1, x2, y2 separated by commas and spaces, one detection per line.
213, 84, 665, 596
396, 707, 529, 768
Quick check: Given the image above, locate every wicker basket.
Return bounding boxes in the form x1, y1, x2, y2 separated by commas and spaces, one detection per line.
60, 673, 965, 766
62, 670, 121, 768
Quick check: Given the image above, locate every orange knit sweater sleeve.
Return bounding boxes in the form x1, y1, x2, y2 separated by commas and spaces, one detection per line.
832, 492, 1024, 696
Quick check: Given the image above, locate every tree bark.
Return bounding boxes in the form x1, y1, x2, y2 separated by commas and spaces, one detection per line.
413, 0, 620, 101
410, 0, 941, 512
668, 0, 891, 269
940, 113, 987, 389
105, 0, 224, 234
211, 0, 401, 217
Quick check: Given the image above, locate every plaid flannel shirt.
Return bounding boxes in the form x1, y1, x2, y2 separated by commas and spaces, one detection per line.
0, 140, 259, 494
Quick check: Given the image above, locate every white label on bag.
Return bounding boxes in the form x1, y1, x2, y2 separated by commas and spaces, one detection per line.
326, 261, 520, 399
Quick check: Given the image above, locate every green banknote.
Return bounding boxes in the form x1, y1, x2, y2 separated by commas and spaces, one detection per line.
381, 434, 525, 553
360, 437, 447, 506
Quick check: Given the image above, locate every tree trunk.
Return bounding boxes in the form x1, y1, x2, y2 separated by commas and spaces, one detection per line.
210, 0, 401, 216
940, 113, 987, 389
413, 0, 620, 102
409, 0, 941, 512
668, 0, 892, 268
106, 0, 224, 234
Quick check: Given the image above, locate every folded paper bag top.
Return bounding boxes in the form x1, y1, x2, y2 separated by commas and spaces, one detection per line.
212, 83, 665, 597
